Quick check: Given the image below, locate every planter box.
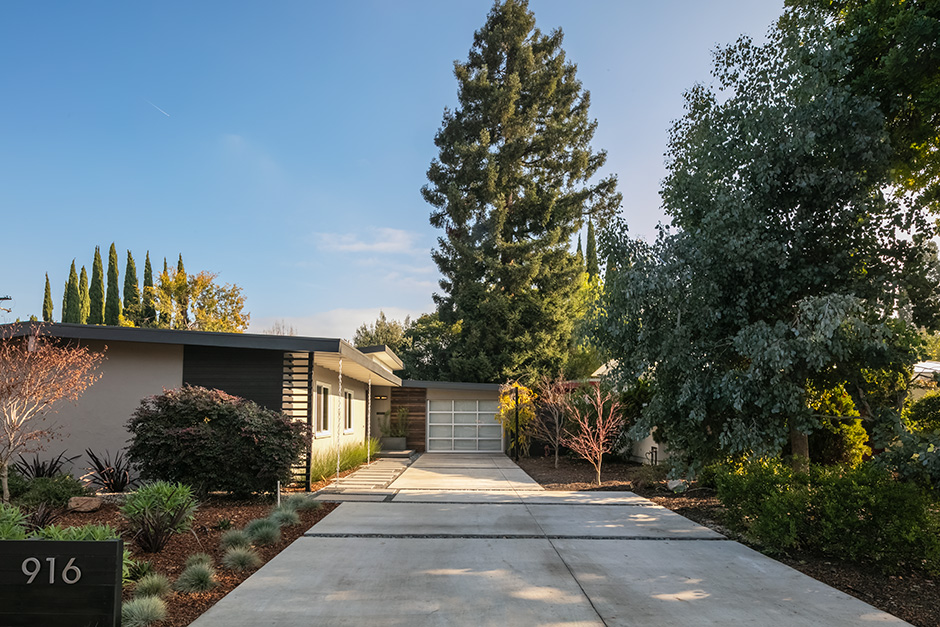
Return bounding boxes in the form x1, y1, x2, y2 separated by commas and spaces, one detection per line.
381, 436, 407, 450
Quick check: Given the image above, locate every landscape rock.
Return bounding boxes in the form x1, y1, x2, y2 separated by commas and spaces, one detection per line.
68, 496, 103, 513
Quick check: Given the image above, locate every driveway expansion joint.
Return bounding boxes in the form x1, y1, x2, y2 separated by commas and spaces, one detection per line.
302, 532, 729, 541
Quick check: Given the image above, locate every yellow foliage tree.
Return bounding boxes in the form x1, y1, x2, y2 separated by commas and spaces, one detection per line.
496, 381, 536, 457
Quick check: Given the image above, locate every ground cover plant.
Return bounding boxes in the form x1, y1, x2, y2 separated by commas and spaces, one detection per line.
308, 438, 380, 483
127, 386, 305, 496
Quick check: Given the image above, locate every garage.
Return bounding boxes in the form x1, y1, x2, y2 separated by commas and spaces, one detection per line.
427, 399, 502, 451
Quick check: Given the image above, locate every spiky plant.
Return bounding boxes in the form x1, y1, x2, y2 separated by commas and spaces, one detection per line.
219, 528, 252, 551
269, 507, 300, 527
134, 573, 171, 599
221, 546, 263, 572
281, 494, 322, 512
244, 518, 280, 546
184, 552, 214, 570
173, 563, 217, 593
122, 595, 167, 627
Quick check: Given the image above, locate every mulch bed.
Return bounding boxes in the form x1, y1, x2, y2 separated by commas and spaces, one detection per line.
516, 455, 940, 627
56, 475, 346, 627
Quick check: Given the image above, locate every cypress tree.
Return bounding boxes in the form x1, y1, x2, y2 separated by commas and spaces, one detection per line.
42, 273, 53, 322
123, 250, 140, 325
105, 243, 121, 325
176, 254, 189, 327
79, 266, 89, 323
422, 0, 620, 382
64, 261, 81, 323
586, 220, 599, 279
88, 246, 105, 324
576, 234, 584, 268
142, 252, 155, 325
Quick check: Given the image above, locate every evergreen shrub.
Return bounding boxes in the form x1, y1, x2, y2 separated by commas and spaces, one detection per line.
904, 391, 940, 434
17, 475, 89, 508
127, 386, 306, 495
713, 459, 940, 573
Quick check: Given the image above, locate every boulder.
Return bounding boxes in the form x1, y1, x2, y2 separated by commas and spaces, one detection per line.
68, 496, 103, 513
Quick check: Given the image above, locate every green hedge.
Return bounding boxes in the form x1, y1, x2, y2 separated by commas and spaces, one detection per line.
712, 459, 940, 573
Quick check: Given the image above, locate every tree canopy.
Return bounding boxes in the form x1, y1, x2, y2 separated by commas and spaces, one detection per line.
422, 0, 620, 383
592, 9, 930, 474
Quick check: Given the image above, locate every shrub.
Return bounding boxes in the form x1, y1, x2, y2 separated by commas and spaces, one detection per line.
122, 595, 167, 627
904, 391, 940, 434
184, 552, 214, 569
0, 502, 27, 540
134, 573, 171, 599
23, 502, 62, 532
30, 523, 118, 541
713, 459, 940, 573
127, 386, 306, 496
244, 518, 280, 546
173, 563, 217, 593
83, 448, 137, 493
17, 475, 89, 508
5, 468, 29, 499
14, 451, 79, 479
127, 559, 155, 582
309, 439, 380, 482
222, 546, 263, 571
269, 506, 300, 527
122, 481, 197, 533
122, 481, 198, 553
219, 528, 252, 551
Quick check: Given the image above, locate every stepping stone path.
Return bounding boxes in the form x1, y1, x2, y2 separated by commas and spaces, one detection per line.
322, 457, 413, 491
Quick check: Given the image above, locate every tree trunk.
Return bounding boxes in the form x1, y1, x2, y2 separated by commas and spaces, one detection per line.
789, 422, 810, 473
554, 444, 559, 469
595, 457, 602, 485
1, 462, 9, 503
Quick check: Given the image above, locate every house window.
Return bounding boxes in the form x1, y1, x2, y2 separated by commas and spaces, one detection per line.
344, 390, 354, 432
316, 383, 331, 433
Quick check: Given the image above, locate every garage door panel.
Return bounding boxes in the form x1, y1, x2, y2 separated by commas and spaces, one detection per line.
426, 400, 504, 452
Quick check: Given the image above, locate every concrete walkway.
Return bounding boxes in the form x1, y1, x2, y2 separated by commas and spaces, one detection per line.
192, 453, 909, 626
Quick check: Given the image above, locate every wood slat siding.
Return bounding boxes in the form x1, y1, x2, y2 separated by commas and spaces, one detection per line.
182, 346, 284, 410
282, 352, 313, 486
391, 386, 427, 452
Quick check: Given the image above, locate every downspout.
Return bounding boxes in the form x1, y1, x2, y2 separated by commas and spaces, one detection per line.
367, 376, 372, 462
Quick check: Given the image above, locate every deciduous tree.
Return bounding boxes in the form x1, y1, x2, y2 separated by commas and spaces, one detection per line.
561, 383, 623, 485
533, 373, 570, 468
154, 268, 249, 333
422, 0, 620, 383
0, 325, 104, 501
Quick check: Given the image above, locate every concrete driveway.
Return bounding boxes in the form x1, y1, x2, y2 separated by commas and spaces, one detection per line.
191, 453, 908, 626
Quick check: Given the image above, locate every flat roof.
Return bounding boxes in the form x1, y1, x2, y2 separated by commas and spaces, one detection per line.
1, 322, 401, 387
403, 379, 501, 392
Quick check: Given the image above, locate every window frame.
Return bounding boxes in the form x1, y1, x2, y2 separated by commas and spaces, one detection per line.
343, 389, 354, 433
315, 382, 331, 435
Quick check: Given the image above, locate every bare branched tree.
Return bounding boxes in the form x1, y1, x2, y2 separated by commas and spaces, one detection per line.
0, 325, 104, 501
561, 384, 624, 485
532, 373, 570, 469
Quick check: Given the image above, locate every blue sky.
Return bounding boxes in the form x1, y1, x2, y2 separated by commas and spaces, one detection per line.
0, 1, 783, 338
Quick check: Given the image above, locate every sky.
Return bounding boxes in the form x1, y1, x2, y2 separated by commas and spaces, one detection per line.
0, 0, 784, 339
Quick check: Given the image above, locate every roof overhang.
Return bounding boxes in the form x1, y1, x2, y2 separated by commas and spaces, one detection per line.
1, 322, 401, 387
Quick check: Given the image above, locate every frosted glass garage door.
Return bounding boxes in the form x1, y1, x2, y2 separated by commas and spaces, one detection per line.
426, 399, 502, 452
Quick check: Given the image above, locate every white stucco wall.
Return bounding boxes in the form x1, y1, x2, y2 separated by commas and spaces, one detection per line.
44, 340, 184, 474
309, 364, 369, 456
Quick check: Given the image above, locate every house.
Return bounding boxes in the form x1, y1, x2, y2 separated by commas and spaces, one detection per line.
0, 323, 502, 477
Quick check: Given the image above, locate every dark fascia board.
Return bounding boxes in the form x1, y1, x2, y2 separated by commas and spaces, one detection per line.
403, 379, 501, 392
357, 344, 405, 369
1, 322, 401, 386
